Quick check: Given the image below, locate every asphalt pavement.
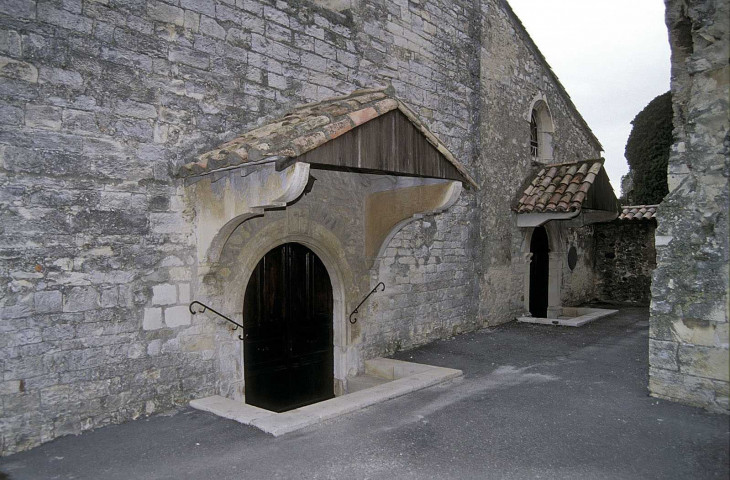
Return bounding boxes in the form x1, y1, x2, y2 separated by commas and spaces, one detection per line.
2, 306, 728, 479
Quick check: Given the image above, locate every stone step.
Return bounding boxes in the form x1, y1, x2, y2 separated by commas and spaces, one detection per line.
346, 374, 390, 393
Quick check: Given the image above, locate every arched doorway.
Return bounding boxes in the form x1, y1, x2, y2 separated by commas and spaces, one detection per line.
529, 226, 550, 318
243, 242, 334, 412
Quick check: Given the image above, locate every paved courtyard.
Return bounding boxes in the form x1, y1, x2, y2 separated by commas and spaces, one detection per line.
1, 306, 728, 479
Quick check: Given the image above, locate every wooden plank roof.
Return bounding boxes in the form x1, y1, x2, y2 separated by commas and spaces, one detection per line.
179, 87, 477, 187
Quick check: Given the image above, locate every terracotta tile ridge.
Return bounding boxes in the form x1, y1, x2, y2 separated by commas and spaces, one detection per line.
541, 158, 605, 168
576, 163, 589, 176
621, 204, 659, 209
588, 162, 603, 175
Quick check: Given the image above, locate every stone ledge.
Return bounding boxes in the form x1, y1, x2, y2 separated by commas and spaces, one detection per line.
189, 358, 462, 436
517, 307, 618, 327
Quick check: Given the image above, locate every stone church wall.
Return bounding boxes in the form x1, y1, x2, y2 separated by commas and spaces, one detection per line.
0, 0, 602, 454
649, 0, 729, 412
594, 221, 657, 306
476, 1, 603, 324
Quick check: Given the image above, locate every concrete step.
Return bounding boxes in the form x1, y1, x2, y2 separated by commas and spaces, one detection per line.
190, 357, 462, 437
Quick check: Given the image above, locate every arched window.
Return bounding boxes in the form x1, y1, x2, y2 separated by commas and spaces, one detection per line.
530, 110, 539, 157
528, 96, 555, 162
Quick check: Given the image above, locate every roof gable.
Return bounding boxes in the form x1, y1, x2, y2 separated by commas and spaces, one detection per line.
516, 159, 618, 214
180, 87, 476, 187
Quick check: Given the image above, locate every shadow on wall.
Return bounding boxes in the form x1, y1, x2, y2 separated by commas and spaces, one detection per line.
593, 220, 657, 305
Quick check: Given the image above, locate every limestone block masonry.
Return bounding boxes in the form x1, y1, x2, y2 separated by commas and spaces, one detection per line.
1, 0, 602, 454
649, 0, 729, 412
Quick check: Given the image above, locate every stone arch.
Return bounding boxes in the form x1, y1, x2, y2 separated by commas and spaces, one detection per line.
521, 221, 564, 317
209, 215, 358, 398
527, 93, 555, 162
204, 212, 262, 264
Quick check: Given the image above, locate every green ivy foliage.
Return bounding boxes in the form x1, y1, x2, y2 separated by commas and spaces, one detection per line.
624, 91, 673, 204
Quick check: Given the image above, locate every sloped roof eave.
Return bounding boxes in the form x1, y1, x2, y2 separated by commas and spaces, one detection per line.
514, 159, 617, 215
178, 88, 478, 189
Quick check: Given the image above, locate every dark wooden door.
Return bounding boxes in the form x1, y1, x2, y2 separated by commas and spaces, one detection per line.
529, 226, 549, 318
243, 243, 334, 412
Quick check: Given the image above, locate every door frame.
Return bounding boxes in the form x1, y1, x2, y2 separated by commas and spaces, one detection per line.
522, 223, 564, 318
236, 234, 348, 396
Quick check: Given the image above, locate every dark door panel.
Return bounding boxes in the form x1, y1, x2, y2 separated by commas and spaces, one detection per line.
243, 243, 334, 412
529, 226, 549, 318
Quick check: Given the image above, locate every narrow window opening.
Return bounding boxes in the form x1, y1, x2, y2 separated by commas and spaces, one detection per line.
528, 99, 554, 162
530, 110, 539, 158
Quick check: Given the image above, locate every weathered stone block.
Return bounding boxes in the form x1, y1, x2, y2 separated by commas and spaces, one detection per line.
199, 15, 226, 39
99, 192, 146, 212
147, 0, 185, 26
100, 288, 119, 308
0, 0, 35, 19
184, 10, 200, 32
38, 66, 83, 87
670, 318, 729, 348
35, 290, 62, 314
4, 355, 43, 380
648, 339, 678, 371
678, 344, 730, 382
181, 0, 216, 17
114, 99, 158, 120
100, 46, 153, 72
25, 105, 63, 129
649, 367, 726, 410
0, 104, 23, 125
37, 4, 93, 34
168, 45, 210, 70
150, 212, 184, 234
164, 305, 191, 328
64, 286, 99, 312
152, 284, 177, 306
0, 56, 38, 83
147, 339, 162, 355
0, 29, 22, 56
62, 109, 98, 133
0, 380, 24, 395
71, 210, 149, 235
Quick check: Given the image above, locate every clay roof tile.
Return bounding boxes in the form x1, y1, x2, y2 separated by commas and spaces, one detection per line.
618, 204, 659, 220
515, 159, 614, 214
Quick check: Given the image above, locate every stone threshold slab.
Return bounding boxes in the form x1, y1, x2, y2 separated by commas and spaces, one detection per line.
516, 307, 618, 327
190, 358, 462, 436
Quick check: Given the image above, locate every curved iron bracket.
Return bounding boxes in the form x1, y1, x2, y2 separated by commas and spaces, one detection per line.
349, 282, 385, 324
189, 300, 245, 340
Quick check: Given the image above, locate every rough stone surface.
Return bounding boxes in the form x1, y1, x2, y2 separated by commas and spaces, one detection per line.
649, 0, 729, 412
594, 220, 656, 305
1, 0, 605, 455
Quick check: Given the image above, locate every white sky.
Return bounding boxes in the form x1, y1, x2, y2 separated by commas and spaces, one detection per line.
506, 0, 672, 194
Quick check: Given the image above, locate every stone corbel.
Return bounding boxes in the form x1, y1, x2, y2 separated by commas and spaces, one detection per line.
187, 162, 311, 263
365, 179, 462, 264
